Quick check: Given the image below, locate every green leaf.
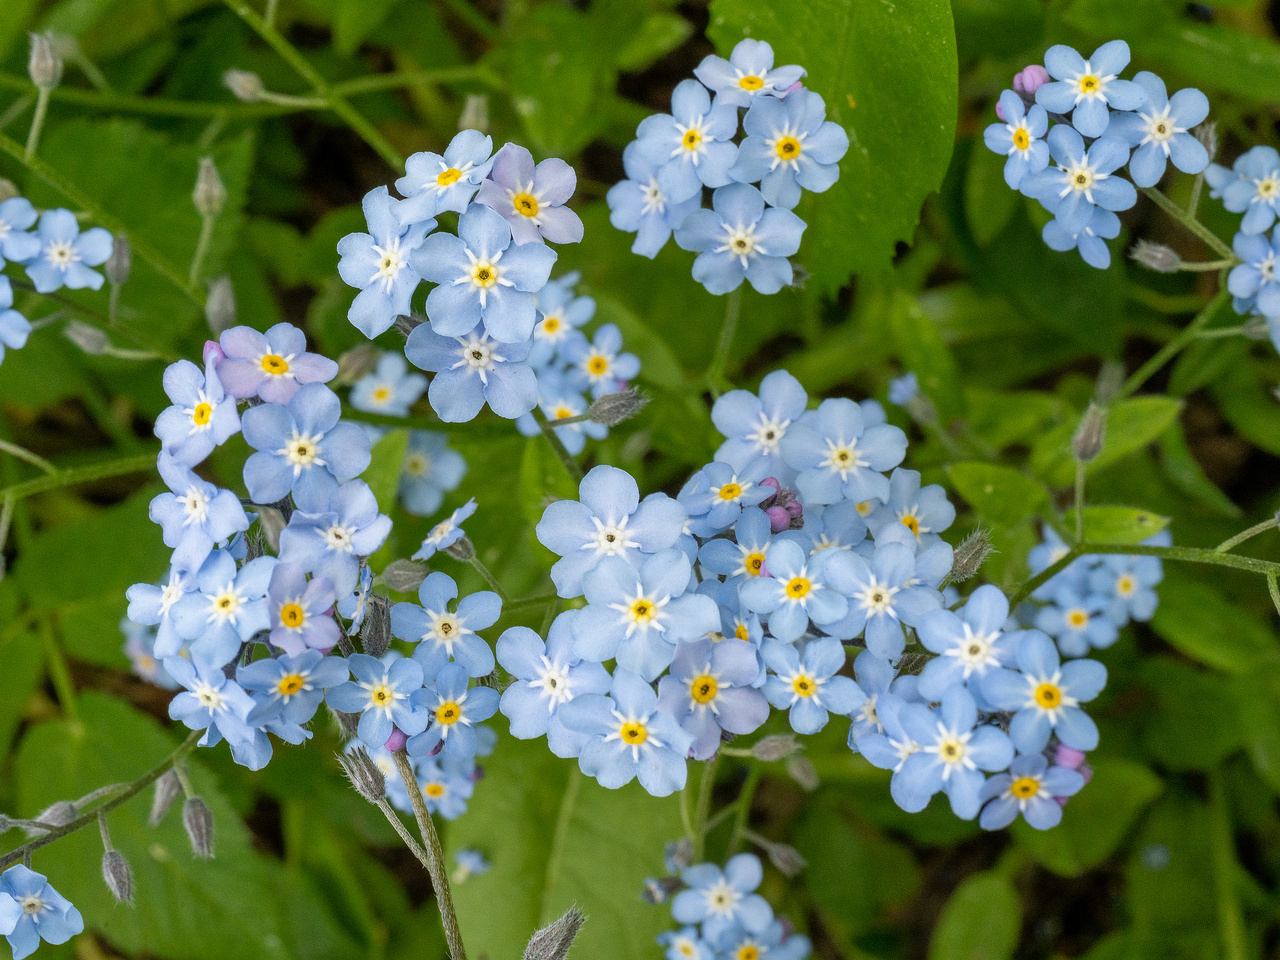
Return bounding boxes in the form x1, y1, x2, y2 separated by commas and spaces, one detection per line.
0, 584, 42, 756
1158, 427, 1241, 518
1149, 569, 1279, 674
448, 733, 683, 960
363, 428, 409, 513
927, 871, 1021, 960
1063, 505, 1170, 545
708, 0, 958, 295
614, 13, 694, 72
888, 289, 965, 421
1014, 759, 1163, 877
1211, 360, 1280, 457
1031, 396, 1184, 487
1125, 793, 1217, 933
1137, 658, 1244, 771
946, 462, 1049, 528
333, 0, 400, 54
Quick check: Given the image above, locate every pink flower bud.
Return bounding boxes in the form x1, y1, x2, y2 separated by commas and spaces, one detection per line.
1013, 64, 1050, 95
760, 477, 782, 494
203, 340, 225, 366
766, 505, 791, 533
785, 500, 803, 519
1054, 744, 1087, 769
384, 728, 408, 753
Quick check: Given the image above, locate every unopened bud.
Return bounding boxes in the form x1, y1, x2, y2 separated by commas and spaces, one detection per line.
336, 343, 382, 384
150, 770, 182, 825
194, 157, 227, 217
0, 180, 17, 203
947, 528, 993, 584
444, 535, 476, 562
182, 797, 214, 858
787, 263, 810, 290
1195, 121, 1218, 163
1129, 240, 1182, 273
329, 706, 360, 739
458, 95, 490, 134
205, 275, 236, 334
360, 594, 392, 658
336, 747, 387, 804
381, 559, 428, 594
28, 33, 63, 89
1013, 64, 1050, 96
105, 235, 130, 286
761, 840, 807, 877
63, 320, 110, 355
1093, 360, 1125, 405
222, 69, 264, 103
751, 734, 800, 762
785, 755, 819, 792
1072, 403, 1107, 463
394, 314, 426, 339
34, 801, 77, 829
587, 388, 649, 427
522, 906, 586, 960
255, 505, 285, 553
102, 850, 134, 905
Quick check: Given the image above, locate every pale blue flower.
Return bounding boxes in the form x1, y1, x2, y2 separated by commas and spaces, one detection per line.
730, 90, 849, 209
0, 865, 84, 959
337, 186, 433, 338
170, 550, 278, 669
350, 351, 427, 416
24, 208, 112, 293
1218, 145, 1280, 234
979, 753, 1085, 830
738, 539, 847, 643
711, 369, 808, 484
675, 183, 805, 295
154, 356, 241, 468
693, 38, 805, 108
606, 141, 702, 259
762, 637, 860, 734
278, 479, 392, 597
261, 562, 341, 656
476, 142, 583, 244
240, 649, 349, 726
670, 853, 772, 941
404, 322, 538, 422
396, 129, 495, 223
1019, 127, 1135, 235
983, 90, 1050, 190
412, 498, 476, 561
400, 431, 467, 516
0, 277, 30, 366
149, 452, 250, 572
407, 661, 501, 760
656, 636, 769, 759
779, 397, 907, 505
1035, 40, 1147, 138
865, 468, 955, 549
636, 79, 740, 203
1107, 71, 1209, 187
529, 270, 595, 367
562, 322, 640, 399
916, 585, 1019, 701
326, 652, 430, 747
0, 197, 40, 266
1042, 206, 1121, 270
392, 571, 500, 678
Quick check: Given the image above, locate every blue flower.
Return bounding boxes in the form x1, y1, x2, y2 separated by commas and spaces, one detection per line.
891, 686, 1014, 819
800, 501, 868, 556
573, 549, 720, 680
476, 142, 584, 245
557, 667, 695, 796
350, 351, 428, 416
739, 539, 848, 643
1107, 71, 1209, 188
762, 637, 859, 734
656, 636, 769, 759
497, 613, 612, 757
679, 460, 774, 538
337, 186, 433, 338
1228, 228, 1280, 317
217, 322, 340, 405
982, 630, 1105, 754
693, 38, 806, 109
780, 397, 907, 505
412, 498, 477, 561
711, 370, 808, 484
887, 372, 919, 408
657, 927, 712, 960
1026, 527, 1097, 600
396, 129, 495, 223
1217, 145, 1280, 234
916, 585, 1019, 701
0, 865, 84, 960
606, 141, 702, 259
516, 370, 607, 455
404, 322, 538, 422
242, 383, 372, 510
338, 564, 373, 635
1034, 40, 1147, 138
529, 271, 595, 367
562, 322, 640, 399
407, 661, 501, 760
636, 79, 740, 203
979, 753, 1085, 830
1089, 546, 1165, 626
675, 183, 805, 295
711, 922, 811, 960
729, 90, 849, 209
865, 468, 955, 548
0, 196, 40, 266
127, 566, 198, 658
240, 649, 349, 726
121, 618, 180, 689
0, 277, 31, 366
410, 203, 557, 343
413, 754, 476, 819
1042, 206, 1121, 270
1034, 583, 1118, 657
846, 650, 895, 748
261, 562, 341, 656
983, 90, 1050, 190
452, 849, 490, 883
165, 654, 256, 752
24, 208, 112, 293
149, 453, 250, 572
697, 507, 781, 585
1020, 127, 1136, 235
326, 652, 430, 747
154, 356, 241, 468
536, 464, 686, 598
670, 853, 773, 941
170, 550, 278, 669
400, 430, 467, 516
392, 571, 500, 678
278, 479, 391, 597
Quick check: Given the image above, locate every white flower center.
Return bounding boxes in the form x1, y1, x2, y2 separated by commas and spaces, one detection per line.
180, 485, 210, 524
206, 582, 245, 624
279, 430, 325, 474
369, 238, 405, 293
704, 879, 741, 917
193, 681, 224, 710
823, 438, 866, 479
18, 895, 46, 916
587, 516, 638, 556
747, 411, 790, 455
856, 577, 899, 617
642, 178, 666, 215
1141, 105, 1183, 148
404, 452, 430, 477
947, 623, 1001, 676
425, 611, 470, 655
451, 333, 501, 385
717, 223, 763, 267
1060, 160, 1106, 201
530, 656, 574, 710
45, 240, 79, 270
159, 575, 186, 615
322, 523, 356, 553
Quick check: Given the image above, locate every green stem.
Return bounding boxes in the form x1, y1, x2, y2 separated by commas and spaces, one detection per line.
1215, 516, 1278, 553
24, 86, 51, 159
0, 73, 290, 118
333, 67, 496, 95
679, 778, 695, 845
1073, 460, 1086, 545
728, 766, 762, 857
0, 438, 56, 475
436, 0, 502, 42
531, 407, 583, 483
1181, 258, 1238, 272
1114, 286, 1229, 402
466, 555, 510, 604
504, 592, 558, 615
372, 797, 434, 873
1141, 186, 1234, 259
707, 288, 742, 397
1207, 769, 1248, 960
0, 731, 200, 871
691, 757, 717, 862
0, 451, 156, 502
189, 214, 217, 291
37, 619, 80, 724
1268, 574, 1280, 618
1188, 170, 1206, 220
1194, 325, 1251, 340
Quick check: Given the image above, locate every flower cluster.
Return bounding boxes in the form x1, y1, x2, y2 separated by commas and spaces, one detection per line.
0, 193, 115, 366
0, 865, 84, 960
653, 853, 811, 960
607, 39, 849, 294
1208, 147, 1280, 350
983, 41, 1210, 268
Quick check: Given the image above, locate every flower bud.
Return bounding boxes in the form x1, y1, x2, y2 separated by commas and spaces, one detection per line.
182, 796, 214, 858
28, 32, 63, 90
1072, 402, 1107, 463
444, 535, 476, 562
947, 528, 993, 583
393, 314, 425, 339
203, 340, 226, 366
1093, 360, 1125, 405
765, 505, 791, 533
222, 69, 264, 103
256, 505, 285, 554
1244, 316, 1269, 341
1129, 239, 1182, 273
785, 755, 819, 792
63, 320, 110, 355
1013, 64, 1050, 95
762, 840, 807, 877
336, 343, 381, 384
33, 801, 77, 831
587, 388, 649, 426
0, 179, 19, 203
105, 235, 131, 286
458, 95, 490, 134
149, 769, 182, 825
522, 906, 586, 960
336, 747, 387, 804
329, 706, 360, 739
205, 275, 236, 334
380, 560, 428, 594
751, 734, 800, 762
1195, 121, 1218, 163
194, 157, 227, 218
360, 594, 392, 658
102, 849, 134, 905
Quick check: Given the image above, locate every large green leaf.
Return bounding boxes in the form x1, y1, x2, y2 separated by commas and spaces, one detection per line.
447, 732, 683, 959
947, 462, 1049, 528
708, 0, 958, 296
928, 870, 1021, 960
1149, 569, 1279, 674
1031, 397, 1183, 487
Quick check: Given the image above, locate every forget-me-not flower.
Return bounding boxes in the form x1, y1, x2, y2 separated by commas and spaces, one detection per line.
657, 636, 769, 759
562, 322, 640, 399
739, 539, 847, 642
711, 369, 808, 483
0, 196, 40, 267
399, 430, 467, 516
154, 356, 241, 468
165, 654, 256, 751
729, 89, 849, 210
127, 566, 198, 658
657, 928, 712, 960
1216, 145, 1280, 234
670, 852, 773, 941
0, 864, 84, 960
865, 468, 955, 548
978, 753, 1086, 831
711, 922, 811, 960
149, 452, 250, 572
393, 571, 500, 678
240, 648, 349, 726
675, 183, 805, 294
1020, 127, 1136, 235
1034, 40, 1147, 138
1034, 582, 1117, 657
636, 79, 740, 203
476, 142, 584, 245
24, 208, 112, 293
983, 90, 1050, 190
170, 550, 277, 669
1042, 206, 1121, 270
693, 38, 806, 108
408, 661, 500, 760
350, 351, 428, 416
1089, 546, 1165, 626
697, 507, 781, 586
278, 479, 391, 597
396, 129, 495, 224
413, 754, 477, 819
762, 637, 859, 735
218, 322, 340, 405
260, 561, 340, 656
800, 500, 868, 557
916, 585, 1019, 701
529, 270, 595, 367
1228, 228, 1280, 317
412, 497, 477, 561
606, 141, 702, 259
679, 460, 773, 538
1107, 71, 1209, 187
337, 186, 433, 338
404, 322, 538, 422
327, 653, 430, 748
0, 277, 30, 366
780, 397, 907, 505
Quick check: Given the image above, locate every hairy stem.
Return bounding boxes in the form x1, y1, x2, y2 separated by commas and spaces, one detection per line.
691, 756, 718, 862
0, 438, 56, 475
531, 407, 583, 483
1215, 516, 1278, 554
727, 765, 762, 857
707, 287, 743, 397
0, 451, 157, 502
24, 86, 51, 159
1141, 186, 1234, 260
189, 214, 217, 292
1073, 460, 1086, 545
466, 555, 510, 603
1114, 286, 1230, 402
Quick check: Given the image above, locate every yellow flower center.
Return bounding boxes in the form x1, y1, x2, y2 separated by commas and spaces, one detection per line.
261, 354, 289, 375
744, 552, 765, 576
630, 598, 655, 622
900, 514, 920, 536
785, 576, 811, 599
682, 128, 702, 150
792, 674, 816, 697
738, 75, 764, 91
734, 623, 750, 641
372, 386, 391, 403
512, 192, 539, 217
280, 603, 306, 628
738, 947, 761, 960
192, 402, 213, 426
1066, 608, 1089, 629
1259, 177, 1279, 199
405, 453, 429, 477
718, 482, 742, 501
855, 500, 874, 516
1116, 574, 1135, 596
370, 684, 394, 706
691, 675, 718, 704
277, 674, 305, 696
1010, 776, 1040, 799
1035, 682, 1062, 709
775, 136, 801, 160
471, 262, 498, 287
620, 721, 647, 745
425, 782, 445, 798
436, 701, 462, 725
542, 316, 561, 334
1012, 128, 1031, 150
437, 167, 462, 186
1079, 74, 1099, 92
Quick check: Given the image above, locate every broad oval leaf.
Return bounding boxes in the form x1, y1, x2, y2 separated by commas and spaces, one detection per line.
947, 462, 1049, 528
